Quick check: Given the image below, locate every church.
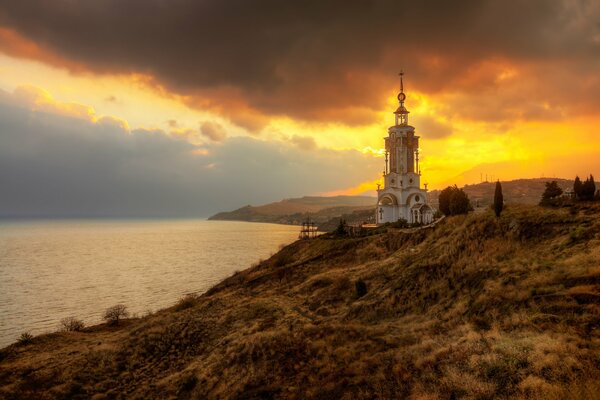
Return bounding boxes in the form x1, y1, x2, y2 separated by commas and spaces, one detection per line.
376, 73, 434, 225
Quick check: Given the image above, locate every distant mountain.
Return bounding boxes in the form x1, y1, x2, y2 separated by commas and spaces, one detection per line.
208, 195, 376, 225
428, 177, 574, 208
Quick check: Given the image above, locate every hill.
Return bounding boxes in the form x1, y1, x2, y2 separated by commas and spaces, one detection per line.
209, 179, 576, 229
428, 178, 574, 208
208, 195, 375, 225
1, 203, 599, 399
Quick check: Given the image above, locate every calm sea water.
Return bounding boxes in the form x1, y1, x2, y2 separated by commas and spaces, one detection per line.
0, 219, 300, 347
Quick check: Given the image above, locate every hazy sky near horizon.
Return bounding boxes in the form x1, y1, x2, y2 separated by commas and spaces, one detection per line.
0, 0, 598, 217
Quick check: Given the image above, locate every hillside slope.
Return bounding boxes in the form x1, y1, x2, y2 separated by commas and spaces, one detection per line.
1, 204, 599, 399
208, 195, 375, 225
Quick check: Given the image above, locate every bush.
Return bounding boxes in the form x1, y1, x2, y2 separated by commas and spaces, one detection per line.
355, 279, 368, 298
175, 294, 199, 311
60, 317, 85, 332
103, 304, 129, 326
390, 219, 409, 229
17, 332, 33, 346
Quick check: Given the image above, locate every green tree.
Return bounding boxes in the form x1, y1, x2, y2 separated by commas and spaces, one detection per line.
438, 186, 453, 215
540, 181, 563, 205
573, 175, 583, 199
335, 219, 347, 236
581, 175, 596, 201
439, 186, 472, 216
449, 187, 471, 215
494, 180, 503, 217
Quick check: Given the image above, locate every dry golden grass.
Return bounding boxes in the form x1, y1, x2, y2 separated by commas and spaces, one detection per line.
1, 203, 599, 399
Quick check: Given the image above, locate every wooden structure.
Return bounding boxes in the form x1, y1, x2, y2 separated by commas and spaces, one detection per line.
299, 217, 318, 239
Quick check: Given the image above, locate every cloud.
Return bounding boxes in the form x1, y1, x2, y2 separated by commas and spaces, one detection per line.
412, 115, 452, 140
0, 0, 597, 126
0, 88, 379, 217
200, 121, 227, 142
290, 135, 316, 151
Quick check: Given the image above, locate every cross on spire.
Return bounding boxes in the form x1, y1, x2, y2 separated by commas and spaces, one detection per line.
399, 70, 404, 93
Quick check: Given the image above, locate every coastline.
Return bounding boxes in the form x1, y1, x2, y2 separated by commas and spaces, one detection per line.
1, 203, 599, 398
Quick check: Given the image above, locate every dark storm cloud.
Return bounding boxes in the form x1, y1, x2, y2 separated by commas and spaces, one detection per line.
0, 0, 597, 126
0, 89, 378, 218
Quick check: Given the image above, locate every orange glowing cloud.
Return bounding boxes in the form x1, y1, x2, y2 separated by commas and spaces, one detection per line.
0, 27, 87, 73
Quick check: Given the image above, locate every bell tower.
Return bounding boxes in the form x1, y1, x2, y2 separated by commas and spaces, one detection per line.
376, 72, 433, 225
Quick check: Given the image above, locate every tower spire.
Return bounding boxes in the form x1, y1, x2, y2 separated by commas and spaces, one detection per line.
400, 70, 404, 93
394, 71, 409, 126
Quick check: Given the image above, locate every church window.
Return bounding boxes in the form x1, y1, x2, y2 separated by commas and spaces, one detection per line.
415, 195, 420, 202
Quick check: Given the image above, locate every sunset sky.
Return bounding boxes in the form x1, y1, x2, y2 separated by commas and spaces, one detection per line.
0, 0, 598, 217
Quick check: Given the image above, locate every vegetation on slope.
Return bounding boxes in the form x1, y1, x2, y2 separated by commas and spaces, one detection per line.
1, 203, 599, 399
429, 178, 575, 209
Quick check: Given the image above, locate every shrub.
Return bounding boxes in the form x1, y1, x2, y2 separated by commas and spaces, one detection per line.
60, 316, 85, 332
103, 304, 129, 326
17, 332, 33, 346
274, 250, 295, 267
355, 279, 368, 298
390, 219, 409, 229
175, 293, 199, 311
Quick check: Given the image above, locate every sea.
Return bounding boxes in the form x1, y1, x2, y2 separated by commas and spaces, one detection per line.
0, 219, 300, 348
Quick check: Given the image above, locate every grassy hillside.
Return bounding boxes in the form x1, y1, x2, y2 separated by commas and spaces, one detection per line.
1, 203, 599, 399
208, 195, 375, 225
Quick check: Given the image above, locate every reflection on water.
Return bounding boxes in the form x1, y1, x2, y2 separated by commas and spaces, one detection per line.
0, 219, 299, 347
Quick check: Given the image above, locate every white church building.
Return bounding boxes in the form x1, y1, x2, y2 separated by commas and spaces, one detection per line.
376, 73, 434, 225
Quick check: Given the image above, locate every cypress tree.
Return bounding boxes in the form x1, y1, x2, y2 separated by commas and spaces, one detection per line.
573, 175, 583, 199
335, 219, 347, 236
494, 180, 503, 217
581, 175, 596, 201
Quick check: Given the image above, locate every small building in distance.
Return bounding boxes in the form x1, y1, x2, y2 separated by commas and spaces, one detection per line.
377, 73, 433, 225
